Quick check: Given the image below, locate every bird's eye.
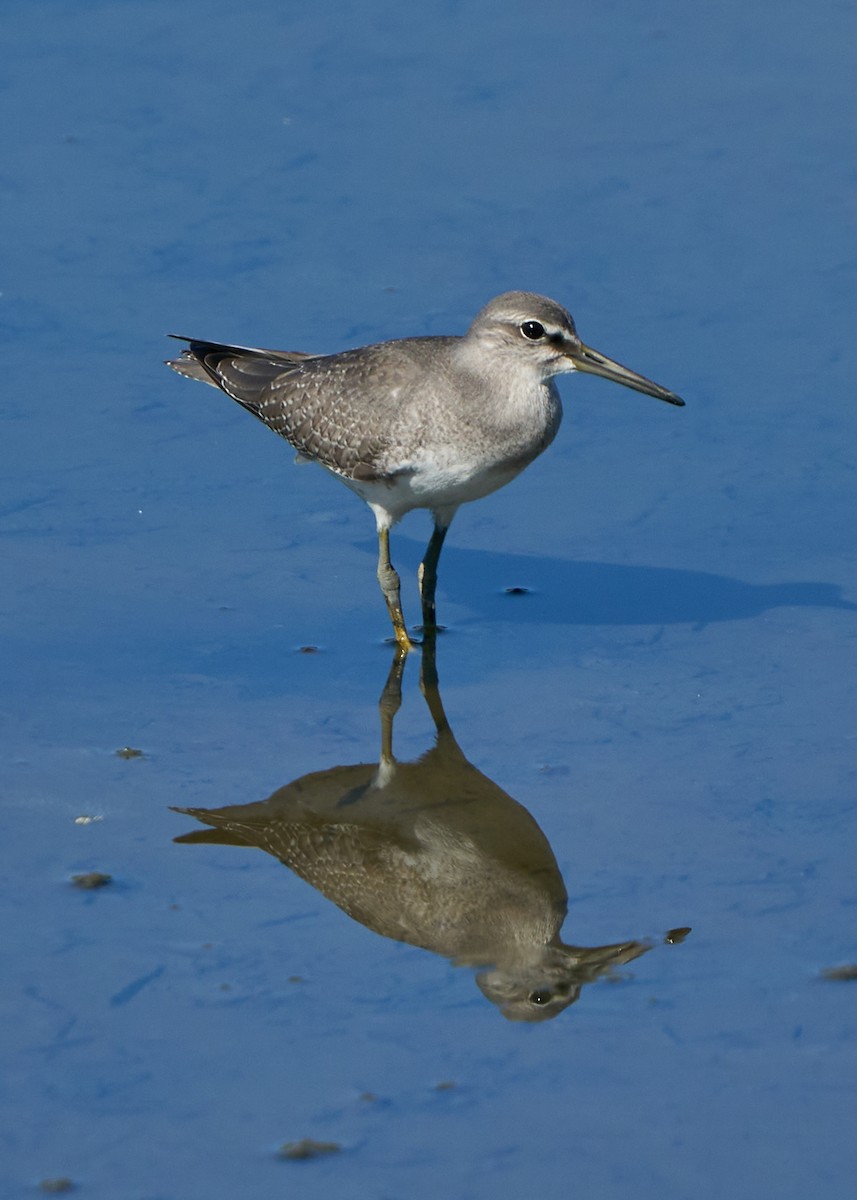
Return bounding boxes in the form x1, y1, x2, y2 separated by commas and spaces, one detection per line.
520, 321, 546, 341
528, 990, 553, 1005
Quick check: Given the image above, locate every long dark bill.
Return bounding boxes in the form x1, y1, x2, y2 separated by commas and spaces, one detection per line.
570, 342, 685, 406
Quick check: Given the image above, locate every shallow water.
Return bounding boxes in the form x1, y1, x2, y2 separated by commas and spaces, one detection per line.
3, 1, 857, 1197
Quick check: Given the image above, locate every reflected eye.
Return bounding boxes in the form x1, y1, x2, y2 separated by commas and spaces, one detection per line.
520, 321, 546, 341
528, 990, 553, 1005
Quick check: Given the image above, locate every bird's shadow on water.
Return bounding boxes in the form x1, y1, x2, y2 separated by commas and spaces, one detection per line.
386, 542, 857, 627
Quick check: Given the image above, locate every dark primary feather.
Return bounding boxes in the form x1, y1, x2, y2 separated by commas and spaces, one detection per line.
166, 336, 316, 395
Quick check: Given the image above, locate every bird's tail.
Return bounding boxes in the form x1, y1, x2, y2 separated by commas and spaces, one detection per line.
165, 336, 319, 408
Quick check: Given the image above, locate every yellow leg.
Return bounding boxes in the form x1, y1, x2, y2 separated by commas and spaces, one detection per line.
377, 526, 414, 652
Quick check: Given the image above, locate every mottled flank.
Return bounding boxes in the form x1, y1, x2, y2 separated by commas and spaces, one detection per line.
169, 337, 442, 481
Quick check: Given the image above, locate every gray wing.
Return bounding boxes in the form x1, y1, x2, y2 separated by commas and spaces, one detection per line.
167, 336, 457, 481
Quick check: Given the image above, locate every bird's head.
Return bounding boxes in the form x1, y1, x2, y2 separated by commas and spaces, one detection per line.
466, 291, 684, 406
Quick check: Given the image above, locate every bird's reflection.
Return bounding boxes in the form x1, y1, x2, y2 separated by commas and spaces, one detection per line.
173, 641, 684, 1021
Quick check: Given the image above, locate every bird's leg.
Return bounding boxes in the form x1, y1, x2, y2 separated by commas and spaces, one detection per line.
418, 520, 449, 633
376, 526, 413, 652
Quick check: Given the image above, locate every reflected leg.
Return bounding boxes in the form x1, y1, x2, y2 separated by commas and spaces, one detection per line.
378, 645, 407, 764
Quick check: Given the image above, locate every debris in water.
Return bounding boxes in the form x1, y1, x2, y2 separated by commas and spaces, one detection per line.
71, 872, 112, 889
278, 1138, 342, 1161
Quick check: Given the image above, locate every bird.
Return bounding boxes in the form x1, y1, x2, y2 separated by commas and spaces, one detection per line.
166, 291, 684, 650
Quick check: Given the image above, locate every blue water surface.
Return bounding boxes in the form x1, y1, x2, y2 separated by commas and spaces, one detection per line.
2, 1, 857, 1197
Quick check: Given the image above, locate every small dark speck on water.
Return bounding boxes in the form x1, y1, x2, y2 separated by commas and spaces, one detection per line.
39, 1179, 74, 1194
665, 927, 692, 944
71, 872, 112, 889
820, 964, 857, 981
434, 1080, 457, 1091
288, 975, 304, 983
298, 645, 320, 654
504, 586, 530, 596
115, 746, 143, 759
278, 1138, 342, 1161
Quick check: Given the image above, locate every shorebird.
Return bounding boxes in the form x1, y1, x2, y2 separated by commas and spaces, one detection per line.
167, 291, 683, 649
